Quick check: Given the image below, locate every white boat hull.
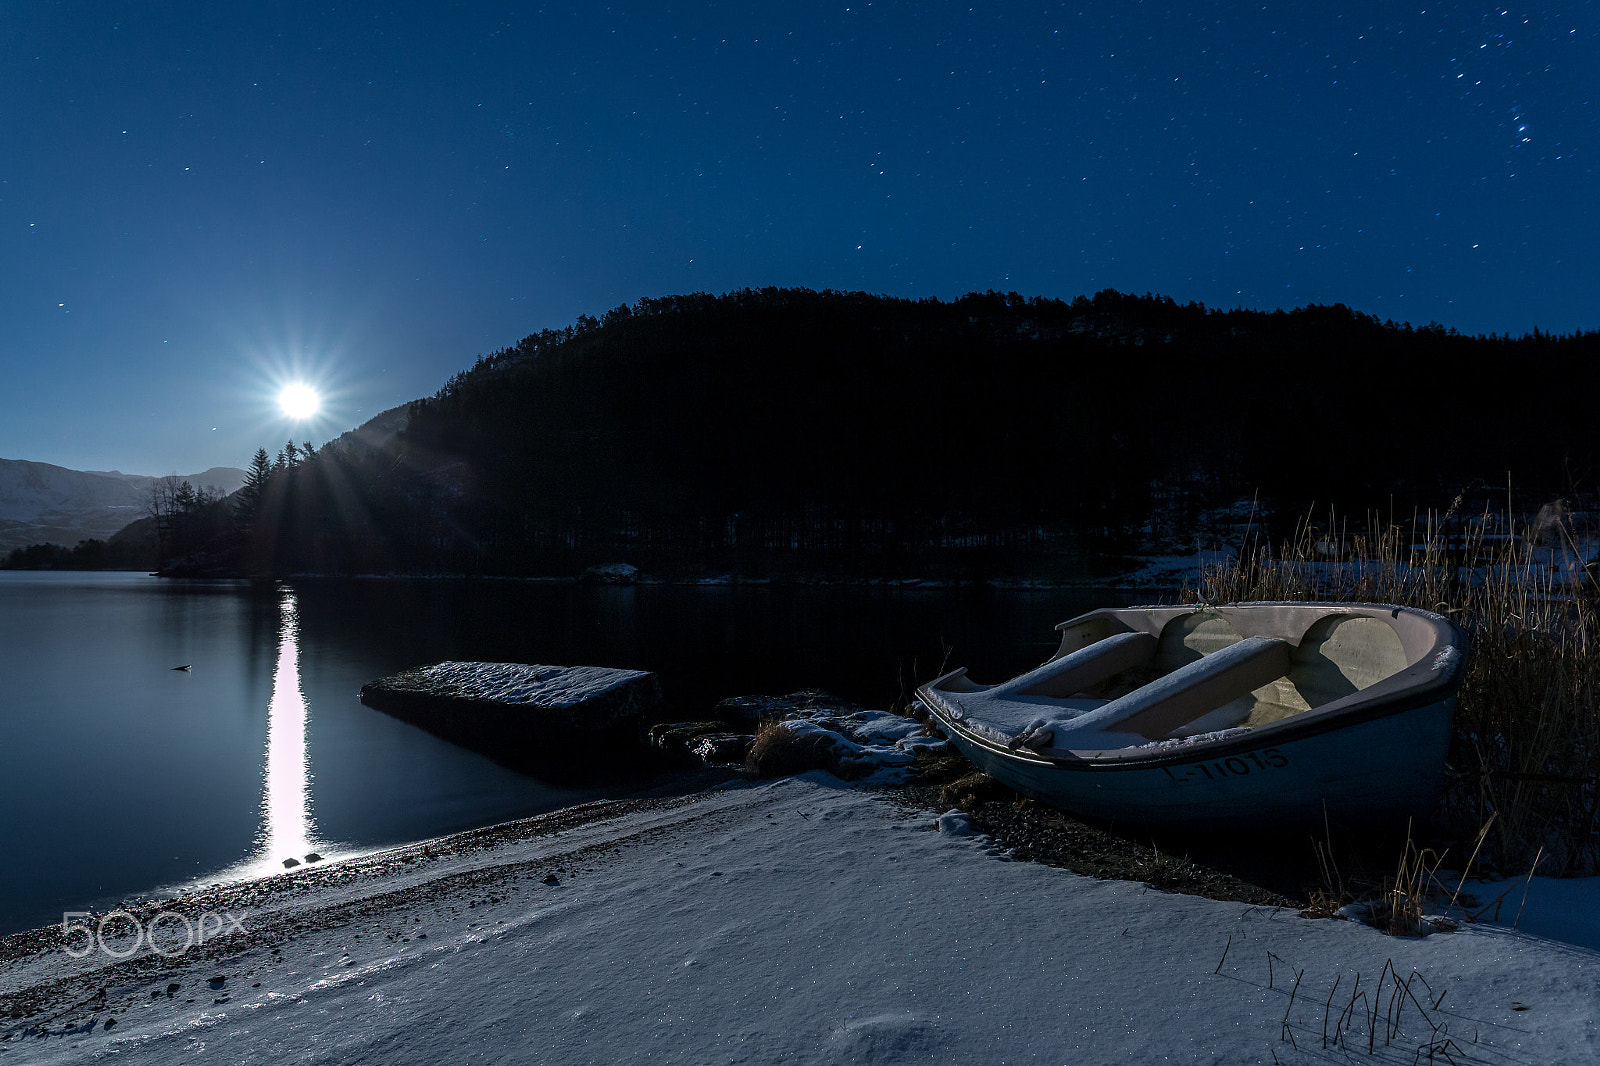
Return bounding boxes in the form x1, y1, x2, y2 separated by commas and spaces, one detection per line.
932, 693, 1455, 829
918, 601, 1466, 829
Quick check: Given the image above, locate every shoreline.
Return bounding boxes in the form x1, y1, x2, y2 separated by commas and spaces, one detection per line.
1, 767, 742, 961
5, 771, 1597, 1063
0, 567, 1194, 592
1, 773, 744, 1025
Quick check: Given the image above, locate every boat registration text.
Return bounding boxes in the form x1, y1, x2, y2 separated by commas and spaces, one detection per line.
1160, 748, 1288, 784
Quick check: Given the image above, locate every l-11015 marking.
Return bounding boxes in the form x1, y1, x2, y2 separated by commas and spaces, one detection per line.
1160, 748, 1288, 784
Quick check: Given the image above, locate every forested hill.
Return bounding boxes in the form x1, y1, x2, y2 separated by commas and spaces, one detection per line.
226, 288, 1599, 577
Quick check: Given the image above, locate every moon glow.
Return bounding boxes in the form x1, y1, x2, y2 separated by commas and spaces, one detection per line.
278, 383, 321, 420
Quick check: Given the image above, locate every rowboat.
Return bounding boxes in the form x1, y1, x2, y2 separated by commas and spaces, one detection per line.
916, 602, 1468, 828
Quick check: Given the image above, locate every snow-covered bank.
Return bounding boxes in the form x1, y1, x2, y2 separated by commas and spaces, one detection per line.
5, 776, 1598, 1064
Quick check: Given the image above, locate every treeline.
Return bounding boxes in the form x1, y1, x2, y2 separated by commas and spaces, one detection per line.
139, 287, 1600, 577
0, 538, 149, 571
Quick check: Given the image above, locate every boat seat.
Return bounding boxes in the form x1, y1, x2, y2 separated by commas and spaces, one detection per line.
1093, 635, 1295, 741
990, 631, 1157, 699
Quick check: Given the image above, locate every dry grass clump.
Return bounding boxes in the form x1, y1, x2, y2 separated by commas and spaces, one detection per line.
745, 719, 841, 777
1370, 832, 1451, 936
913, 746, 974, 786
1189, 501, 1600, 873
939, 771, 1017, 811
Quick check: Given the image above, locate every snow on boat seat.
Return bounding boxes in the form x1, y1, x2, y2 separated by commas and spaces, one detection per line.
933, 605, 1427, 755
1047, 635, 1296, 746
933, 631, 1156, 741
990, 631, 1157, 699
1140, 611, 1308, 736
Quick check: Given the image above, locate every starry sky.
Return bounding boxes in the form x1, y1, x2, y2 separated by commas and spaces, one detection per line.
2, 2, 1595, 475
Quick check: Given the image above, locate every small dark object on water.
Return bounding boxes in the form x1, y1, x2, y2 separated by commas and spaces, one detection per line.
208, 976, 226, 989
172, 665, 191, 672
542, 874, 560, 885
103, 1017, 116, 1029
305, 853, 322, 862
166, 983, 180, 996
283, 857, 300, 868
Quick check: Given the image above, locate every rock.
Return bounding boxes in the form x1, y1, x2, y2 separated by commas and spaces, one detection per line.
104, 1017, 116, 1028
936, 810, 974, 836
358, 662, 664, 766
713, 695, 795, 728
282, 857, 300, 868
648, 721, 726, 755
689, 732, 754, 765
542, 874, 560, 886
716, 690, 864, 728
305, 853, 322, 862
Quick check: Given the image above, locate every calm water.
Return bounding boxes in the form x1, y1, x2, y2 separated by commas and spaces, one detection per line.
0, 572, 1139, 934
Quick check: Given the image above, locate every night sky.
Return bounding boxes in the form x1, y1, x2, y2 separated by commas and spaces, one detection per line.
3, 3, 1594, 475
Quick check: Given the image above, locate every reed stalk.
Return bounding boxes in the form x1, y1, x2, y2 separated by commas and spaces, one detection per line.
1186, 502, 1600, 873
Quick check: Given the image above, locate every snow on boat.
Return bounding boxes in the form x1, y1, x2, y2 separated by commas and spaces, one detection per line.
917, 602, 1468, 828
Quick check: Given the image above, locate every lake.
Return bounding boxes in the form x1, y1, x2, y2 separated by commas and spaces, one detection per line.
0, 572, 1143, 935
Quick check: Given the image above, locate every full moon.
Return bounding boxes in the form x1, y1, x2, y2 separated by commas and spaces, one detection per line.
278, 383, 320, 420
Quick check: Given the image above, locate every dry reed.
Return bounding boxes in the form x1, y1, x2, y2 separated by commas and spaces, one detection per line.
1186, 501, 1600, 874
745, 719, 841, 777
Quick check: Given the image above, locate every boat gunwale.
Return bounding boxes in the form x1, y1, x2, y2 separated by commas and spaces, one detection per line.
920, 683, 1457, 772
917, 601, 1467, 773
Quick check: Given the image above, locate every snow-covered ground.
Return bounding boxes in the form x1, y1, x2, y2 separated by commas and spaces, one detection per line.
5, 774, 1598, 1064
1100, 548, 1234, 591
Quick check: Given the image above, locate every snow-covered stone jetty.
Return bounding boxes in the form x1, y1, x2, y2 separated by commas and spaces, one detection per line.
359, 662, 664, 763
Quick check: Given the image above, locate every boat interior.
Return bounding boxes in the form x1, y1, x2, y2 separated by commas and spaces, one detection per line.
924, 603, 1456, 754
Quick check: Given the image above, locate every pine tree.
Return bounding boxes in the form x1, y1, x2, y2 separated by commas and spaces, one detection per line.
234, 448, 272, 530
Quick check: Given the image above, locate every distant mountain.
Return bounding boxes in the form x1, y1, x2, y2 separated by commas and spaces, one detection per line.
0, 459, 246, 553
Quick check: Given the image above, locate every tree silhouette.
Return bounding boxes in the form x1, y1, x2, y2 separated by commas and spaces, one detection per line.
193, 288, 1600, 578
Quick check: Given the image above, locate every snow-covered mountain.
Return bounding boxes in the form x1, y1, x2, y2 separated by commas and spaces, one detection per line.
0, 458, 246, 553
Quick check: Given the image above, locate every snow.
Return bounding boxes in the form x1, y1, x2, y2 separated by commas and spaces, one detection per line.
766, 703, 948, 782
7, 775, 1600, 1064
387, 662, 652, 707
1137, 725, 1256, 752
1460, 875, 1600, 953
579, 562, 639, 584
1108, 548, 1235, 590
